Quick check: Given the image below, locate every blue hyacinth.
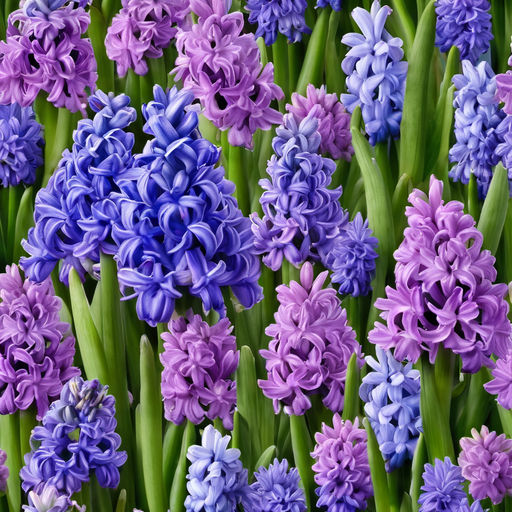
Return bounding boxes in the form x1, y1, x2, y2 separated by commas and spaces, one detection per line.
251, 459, 306, 512
246, 0, 310, 46
21, 91, 136, 284
0, 103, 43, 188
113, 85, 262, 326
449, 60, 504, 199
359, 347, 422, 472
341, 0, 408, 145
316, 0, 341, 11
185, 425, 251, 512
435, 0, 493, 64
20, 377, 127, 497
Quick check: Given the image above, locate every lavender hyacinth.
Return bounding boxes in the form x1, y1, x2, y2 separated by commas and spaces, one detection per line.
484, 349, 512, 409
258, 262, 363, 416
341, 1, 408, 145
23, 485, 70, 512
0, 450, 8, 493
160, 314, 238, 430
0, 103, 43, 187
369, 176, 511, 373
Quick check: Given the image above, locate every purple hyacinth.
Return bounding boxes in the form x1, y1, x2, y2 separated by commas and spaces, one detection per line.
0, 0, 97, 112
251, 114, 348, 271
21, 377, 127, 497
21, 91, 136, 284
172, 0, 283, 149
341, 1, 408, 146
316, 0, 341, 11
497, 71, 512, 115
369, 176, 511, 373
258, 262, 363, 416
185, 425, 251, 512
484, 348, 512, 409
359, 347, 422, 472
23, 484, 70, 512
323, 212, 378, 297
113, 85, 262, 326
160, 313, 238, 430
312, 415, 373, 512
0, 450, 8, 492
106, 0, 190, 77
0, 265, 79, 419
245, 0, 310, 46
459, 425, 512, 505
449, 60, 504, 198
287, 84, 353, 161
0, 103, 43, 187
435, 0, 493, 64
251, 459, 306, 512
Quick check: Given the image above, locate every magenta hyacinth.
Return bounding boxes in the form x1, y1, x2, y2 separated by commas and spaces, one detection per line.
172, 0, 283, 149
286, 84, 353, 161
160, 313, 239, 430
369, 176, 511, 373
459, 425, 512, 504
258, 262, 363, 416
485, 348, 512, 410
0, 265, 79, 419
106, 0, 190, 77
312, 415, 373, 512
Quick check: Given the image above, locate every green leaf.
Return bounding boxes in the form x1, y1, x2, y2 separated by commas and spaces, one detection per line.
170, 421, 196, 512
409, 434, 426, 512
13, 187, 33, 261
253, 445, 277, 473
290, 415, 315, 510
163, 423, 185, 498
115, 490, 127, 512
0, 413, 20, 512
341, 353, 360, 421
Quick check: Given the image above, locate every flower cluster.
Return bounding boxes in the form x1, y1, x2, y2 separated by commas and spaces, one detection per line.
0, 265, 79, 419
0, 102, 43, 188
251, 114, 347, 271
258, 262, 363, 416
359, 347, 422, 472
160, 314, 238, 430
449, 60, 504, 198
484, 348, 512, 409
0, 0, 97, 111
23, 484, 70, 512
106, 0, 190, 77
341, 1, 408, 145
21, 377, 127, 497
172, 0, 283, 149
435, 0, 493, 64
113, 85, 262, 326
369, 176, 511, 373
287, 84, 353, 161
312, 415, 373, 512
496, 48, 512, 114
245, 0, 310, 46
21, 91, 136, 284
316, 0, 341, 11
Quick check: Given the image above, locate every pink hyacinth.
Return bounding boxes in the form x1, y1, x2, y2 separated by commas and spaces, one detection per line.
484, 348, 512, 410
258, 262, 363, 416
287, 84, 353, 161
458, 425, 512, 504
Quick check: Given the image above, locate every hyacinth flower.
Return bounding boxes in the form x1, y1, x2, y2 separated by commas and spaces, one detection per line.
484, 348, 512, 409
449, 60, 505, 198
245, 0, 310, 46
435, 0, 493, 64
286, 84, 353, 161
251, 114, 347, 271
113, 85, 262, 326
0, 0, 97, 112
0, 450, 8, 493
172, 0, 283, 149
316, 0, 341, 10
21, 376, 127, 497
0, 103, 43, 188
341, 1, 408, 146
312, 415, 373, 512
160, 313, 238, 430
21, 91, 136, 284
23, 484, 70, 512
105, 0, 190, 77
258, 262, 363, 415
359, 347, 422, 472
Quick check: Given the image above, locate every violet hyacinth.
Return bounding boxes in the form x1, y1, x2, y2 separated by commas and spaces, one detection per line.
368, 176, 511, 373
435, 0, 493, 64
341, 1, 408, 145
286, 84, 353, 161
0, 450, 8, 493
312, 415, 373, 512
21, 377, 127, 497
0, 265, 79, 419
160, 314, 238, 430
316, 0, 341, 11
172, 0, 283, 149
258, 262, 363, 416
0, 0, 97, 111
484, 348, 512, 409
458, 425, 512, 505
106, 0, 190, 77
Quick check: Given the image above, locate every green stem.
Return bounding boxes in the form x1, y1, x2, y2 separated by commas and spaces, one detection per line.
229, 146, 250, 215
272, 34, 289, 106
391, 0, 415, 52
287, 43, 300, 94
1, 413, 20, 512
44, 108, 73, 186
19, 408, 36, 464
